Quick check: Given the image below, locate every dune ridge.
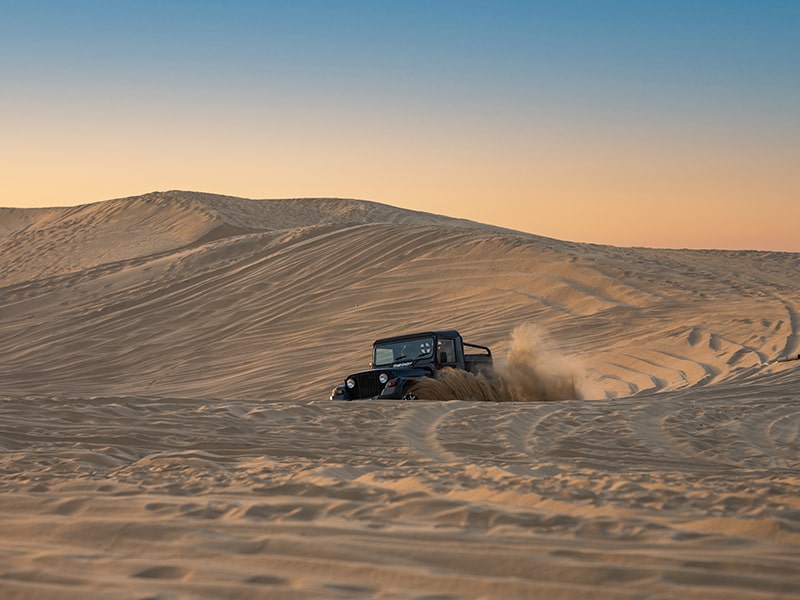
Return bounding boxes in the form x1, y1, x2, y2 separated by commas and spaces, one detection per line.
1, 191, 797, 400
0, 192, 799, 399
1, 190, 799, 598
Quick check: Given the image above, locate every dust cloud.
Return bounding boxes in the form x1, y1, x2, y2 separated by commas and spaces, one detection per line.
410, 324, 583, 402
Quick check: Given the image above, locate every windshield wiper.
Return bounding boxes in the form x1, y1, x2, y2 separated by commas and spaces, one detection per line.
391, 354, 430, 366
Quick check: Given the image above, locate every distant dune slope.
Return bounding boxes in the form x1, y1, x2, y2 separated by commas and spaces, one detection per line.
1, 190, 798, 399
0, 191, 505, 286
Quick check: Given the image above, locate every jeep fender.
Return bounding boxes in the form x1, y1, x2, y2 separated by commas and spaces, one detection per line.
330, 385, 350, 401
377, 376, 419, 400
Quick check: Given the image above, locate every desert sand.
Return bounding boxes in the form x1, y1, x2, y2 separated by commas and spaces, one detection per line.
1, 190, 798, 599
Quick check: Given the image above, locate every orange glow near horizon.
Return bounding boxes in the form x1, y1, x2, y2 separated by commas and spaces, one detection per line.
3, 108, 797, 251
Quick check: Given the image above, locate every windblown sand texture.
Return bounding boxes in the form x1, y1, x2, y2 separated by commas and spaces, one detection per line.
1, 190, 799, 599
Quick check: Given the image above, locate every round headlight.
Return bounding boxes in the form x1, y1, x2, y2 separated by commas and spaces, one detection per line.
346, 378, 356, 389
378, 373, 389, 385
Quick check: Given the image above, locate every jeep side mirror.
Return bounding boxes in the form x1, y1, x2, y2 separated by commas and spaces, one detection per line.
439, 352, 448, 363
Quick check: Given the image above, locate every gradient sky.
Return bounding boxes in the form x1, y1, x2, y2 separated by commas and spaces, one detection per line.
2, 1, 798, 250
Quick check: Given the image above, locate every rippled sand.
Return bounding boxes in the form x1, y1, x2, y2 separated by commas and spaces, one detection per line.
1, 191, 798, 598
2, 388, 799, 599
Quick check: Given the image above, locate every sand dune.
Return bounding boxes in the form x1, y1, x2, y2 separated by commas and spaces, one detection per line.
1, 191, 799, 598
2, 191, 796, 400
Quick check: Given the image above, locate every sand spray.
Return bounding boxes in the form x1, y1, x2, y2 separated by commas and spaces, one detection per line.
410, 323, 583, 402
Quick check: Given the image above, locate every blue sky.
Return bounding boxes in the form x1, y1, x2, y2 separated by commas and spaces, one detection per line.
2, 1, 798, 249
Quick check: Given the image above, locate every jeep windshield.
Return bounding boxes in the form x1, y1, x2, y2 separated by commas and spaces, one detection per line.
373, 336, 434, 367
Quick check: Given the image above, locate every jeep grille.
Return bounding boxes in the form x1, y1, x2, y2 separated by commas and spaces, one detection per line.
350, 373, 384, 399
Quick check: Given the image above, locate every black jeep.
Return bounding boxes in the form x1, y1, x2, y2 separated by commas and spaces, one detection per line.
330, 330, 493, 400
